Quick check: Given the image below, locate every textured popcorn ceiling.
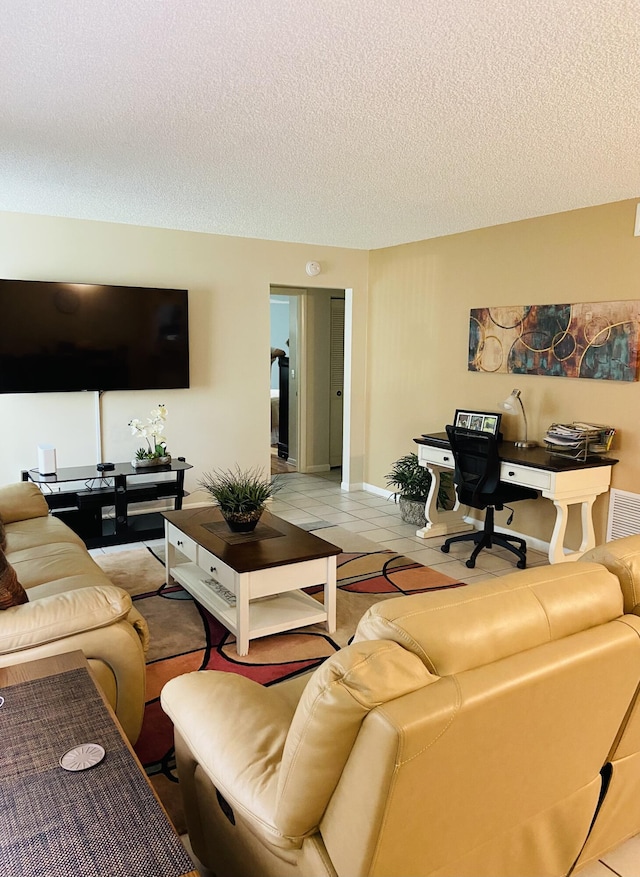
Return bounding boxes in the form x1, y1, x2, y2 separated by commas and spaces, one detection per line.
1, 0, 640, 250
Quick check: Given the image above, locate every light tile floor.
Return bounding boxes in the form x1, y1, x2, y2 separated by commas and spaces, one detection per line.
93, 469, 638, 876
266, 469, 550, 581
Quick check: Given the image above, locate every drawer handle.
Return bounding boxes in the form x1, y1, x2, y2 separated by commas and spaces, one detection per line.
508, 471, 515, 477
210, 566, 217, 573
177, 539, 183, 546
443, 455, 450, 462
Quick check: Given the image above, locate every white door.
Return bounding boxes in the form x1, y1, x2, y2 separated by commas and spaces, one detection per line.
287, 295, 300, 466
329, 297, 345, 467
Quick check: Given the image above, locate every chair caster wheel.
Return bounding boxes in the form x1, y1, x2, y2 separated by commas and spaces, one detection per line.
465, 559, 476, 569
441, 544, 450, 553
517, 560, 526, 569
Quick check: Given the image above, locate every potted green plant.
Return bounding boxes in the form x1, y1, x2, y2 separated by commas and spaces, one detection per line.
199, 466, 281, 532
386, 452, 453, 526
386, 453, 433, 526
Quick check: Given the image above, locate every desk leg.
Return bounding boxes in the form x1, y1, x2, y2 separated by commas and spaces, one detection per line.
549, 500, 570, 564
415, 466, 474, 540
579, 497, 597, 553
325, 557, 337, 634
549, 496, 598, 564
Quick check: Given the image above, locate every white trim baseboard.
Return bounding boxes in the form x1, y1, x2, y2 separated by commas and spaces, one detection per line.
362, 482, 392, 498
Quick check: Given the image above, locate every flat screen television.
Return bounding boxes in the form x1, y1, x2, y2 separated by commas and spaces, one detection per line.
0, 279, 190, 393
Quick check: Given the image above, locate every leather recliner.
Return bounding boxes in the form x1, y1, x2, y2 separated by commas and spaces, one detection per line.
161, 556, 640, 877
572, 535, 640, 870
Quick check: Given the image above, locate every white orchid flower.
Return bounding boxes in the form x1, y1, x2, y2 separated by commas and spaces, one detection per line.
128, 404, 170, 458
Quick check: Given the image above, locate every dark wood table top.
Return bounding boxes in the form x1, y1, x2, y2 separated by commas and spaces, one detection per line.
162, 507, 341, 574
415, 432, 618, 473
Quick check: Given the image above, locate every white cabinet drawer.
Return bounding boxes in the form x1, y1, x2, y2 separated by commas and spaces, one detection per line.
500, 463, 551, 491
166, 524, 198, 561
418, 445, 455, 469
197, 547, 238, 593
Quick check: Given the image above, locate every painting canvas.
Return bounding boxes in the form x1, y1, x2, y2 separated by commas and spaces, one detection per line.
468, 301, 640, 381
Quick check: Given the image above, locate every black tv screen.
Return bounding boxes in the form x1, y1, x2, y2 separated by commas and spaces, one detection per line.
0, 280, 190, 393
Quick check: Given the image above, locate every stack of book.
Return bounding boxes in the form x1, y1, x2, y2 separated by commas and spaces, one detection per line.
544, 423, 615, 460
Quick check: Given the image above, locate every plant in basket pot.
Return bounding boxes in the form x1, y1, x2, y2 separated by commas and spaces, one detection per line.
386, 452, 453, 526
128, 404, 171, 467
199, 466, 281, 533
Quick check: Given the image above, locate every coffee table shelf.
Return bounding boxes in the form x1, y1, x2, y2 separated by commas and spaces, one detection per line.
162, 507, 340, 655
170, 560, 329, 641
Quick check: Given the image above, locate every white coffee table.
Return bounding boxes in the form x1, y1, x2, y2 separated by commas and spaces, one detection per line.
162, 508, 340, 655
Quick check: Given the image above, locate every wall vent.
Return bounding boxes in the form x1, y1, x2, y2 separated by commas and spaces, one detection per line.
606, 489, 640, 541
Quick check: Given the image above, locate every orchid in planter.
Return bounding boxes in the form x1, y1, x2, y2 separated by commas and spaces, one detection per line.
128, 404, 171, 465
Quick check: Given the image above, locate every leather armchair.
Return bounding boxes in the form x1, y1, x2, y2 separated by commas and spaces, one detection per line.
573, 535, 640, 869
0, 482, 149, 743
161, 559, 640, 877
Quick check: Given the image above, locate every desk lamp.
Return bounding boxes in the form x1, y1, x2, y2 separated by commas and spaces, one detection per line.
499, 388, 537, 448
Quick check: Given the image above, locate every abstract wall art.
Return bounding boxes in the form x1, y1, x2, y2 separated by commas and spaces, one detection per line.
468, 301, 640, 381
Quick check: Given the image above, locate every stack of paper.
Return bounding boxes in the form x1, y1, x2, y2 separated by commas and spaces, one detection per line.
544, 423, 615, 458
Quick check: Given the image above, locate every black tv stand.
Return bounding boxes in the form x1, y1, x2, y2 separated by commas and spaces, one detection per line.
22, 459, 193, 548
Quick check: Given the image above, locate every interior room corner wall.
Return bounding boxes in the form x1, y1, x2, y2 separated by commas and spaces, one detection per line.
0, 212, 368, 498
365, 199, 640, 548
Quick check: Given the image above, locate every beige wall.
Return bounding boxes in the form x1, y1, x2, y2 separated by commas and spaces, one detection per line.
366, 199, 640, 548
2, 200, 638, 552
0, 212, 369, 498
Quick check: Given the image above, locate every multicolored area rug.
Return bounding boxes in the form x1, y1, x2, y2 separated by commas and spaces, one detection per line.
94, 542, 464, 831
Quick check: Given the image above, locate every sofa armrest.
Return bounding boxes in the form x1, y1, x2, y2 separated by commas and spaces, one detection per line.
580, 535, 640, 614
0, 619, 147, 744
124, 604, 150, 653
0, 482, 49, 524
0, 585, 137, 653
161, 671, 295, 845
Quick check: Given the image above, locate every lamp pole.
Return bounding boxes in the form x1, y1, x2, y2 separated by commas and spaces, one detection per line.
513, 390, 537, 448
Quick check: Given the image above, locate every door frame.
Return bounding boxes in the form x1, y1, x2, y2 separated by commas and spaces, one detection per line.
269, 285, 352, 484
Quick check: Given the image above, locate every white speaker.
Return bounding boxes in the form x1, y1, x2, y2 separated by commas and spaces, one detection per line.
37, 444, 57, 476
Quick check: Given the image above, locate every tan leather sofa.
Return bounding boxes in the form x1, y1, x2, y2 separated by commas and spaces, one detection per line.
161, 540, 640, 877
0, 482, 149, 743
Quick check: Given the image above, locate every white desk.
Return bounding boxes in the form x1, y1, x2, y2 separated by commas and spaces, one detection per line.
414, 433, 618, 564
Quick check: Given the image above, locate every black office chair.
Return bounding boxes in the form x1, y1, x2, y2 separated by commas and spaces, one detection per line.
440, 425, 538, 569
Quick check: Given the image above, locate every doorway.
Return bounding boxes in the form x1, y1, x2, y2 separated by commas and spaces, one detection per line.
269, 286, 345, 477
